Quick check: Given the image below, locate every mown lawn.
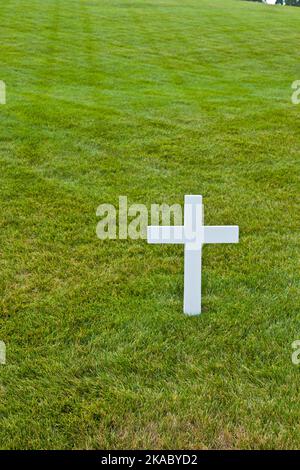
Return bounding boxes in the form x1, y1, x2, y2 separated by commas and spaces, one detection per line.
0, 0, 300, 449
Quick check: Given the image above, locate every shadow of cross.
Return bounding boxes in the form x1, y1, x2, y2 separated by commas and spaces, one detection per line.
147, 195, 239, 315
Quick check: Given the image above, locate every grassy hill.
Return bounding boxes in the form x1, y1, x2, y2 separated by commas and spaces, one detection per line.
0, 0, 300, 449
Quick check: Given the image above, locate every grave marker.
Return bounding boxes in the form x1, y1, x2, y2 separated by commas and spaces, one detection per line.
147, 195, 239, 315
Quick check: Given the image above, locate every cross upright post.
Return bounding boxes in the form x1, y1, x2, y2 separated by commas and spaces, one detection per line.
147, 195, 239, 315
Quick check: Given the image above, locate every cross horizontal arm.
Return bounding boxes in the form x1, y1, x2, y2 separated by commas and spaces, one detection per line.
204, 226, 239, 244
147, 226, 185, 244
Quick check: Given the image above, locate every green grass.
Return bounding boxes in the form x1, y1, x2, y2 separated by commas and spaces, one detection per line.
0, 0, 300, 450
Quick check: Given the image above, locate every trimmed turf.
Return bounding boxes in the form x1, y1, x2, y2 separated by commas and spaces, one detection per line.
0, 0, 300, 449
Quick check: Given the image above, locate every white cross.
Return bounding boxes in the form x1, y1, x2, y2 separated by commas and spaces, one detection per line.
147, 195, 239, 315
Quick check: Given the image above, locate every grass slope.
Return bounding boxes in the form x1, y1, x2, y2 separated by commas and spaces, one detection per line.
0, 0, 300, 449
